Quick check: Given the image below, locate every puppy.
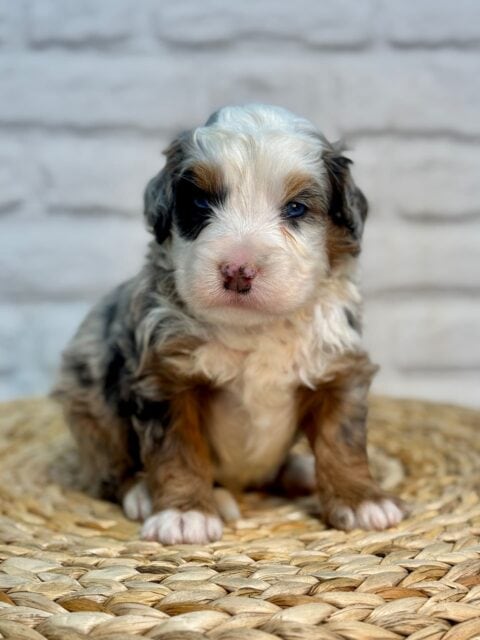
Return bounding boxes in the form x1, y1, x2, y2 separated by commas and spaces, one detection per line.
54, 104, 405, 544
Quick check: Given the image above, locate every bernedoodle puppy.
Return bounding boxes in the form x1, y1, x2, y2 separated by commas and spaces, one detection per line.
54, 104, 406, 544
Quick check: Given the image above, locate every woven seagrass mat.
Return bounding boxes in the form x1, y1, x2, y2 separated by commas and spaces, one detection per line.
0, 397, 479, 640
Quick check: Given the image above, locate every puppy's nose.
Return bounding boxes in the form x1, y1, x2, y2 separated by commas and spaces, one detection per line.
220, 262, 257, 294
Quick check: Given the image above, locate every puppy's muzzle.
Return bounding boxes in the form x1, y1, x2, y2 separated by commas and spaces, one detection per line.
220, 262, 257, 294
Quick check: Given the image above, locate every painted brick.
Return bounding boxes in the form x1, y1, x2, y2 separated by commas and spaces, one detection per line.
0, 53, 210, 132
0, 140, 33, 214
0, 216, 149, 301
1, 52, 480, 136
190, 53, 480, 138
0, 0, 24, 47
0, 0, 479, 408
328, 52, 480, 136
362, 222, 480, 293
0, 0, 6, 44
364, 298, 480, 371
39, 135, 165, 216
154, 0, 375, 48
0, 302, 89, 400
27, 0, 136, 48
384, 0, 480, 48
351, 138, 480, 220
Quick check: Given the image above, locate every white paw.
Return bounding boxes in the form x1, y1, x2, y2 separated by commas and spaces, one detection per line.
213, 487, 241, 522
122, 480, 153, 521
141, 509, 223, 544
330, 498, 405, 531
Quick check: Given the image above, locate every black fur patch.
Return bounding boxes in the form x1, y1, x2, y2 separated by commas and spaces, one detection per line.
324, 152, 368, 240
352, 186, 368, 225
70, 359, 94, 387
130, 397, 171, 456
174, 171, 226, 241
326, 155, 355, 231
103, 344, 129, 413
133, 398, 170, 425
144, 170, 174, 245
99, 476, 121, 501
152, 202, 172, 244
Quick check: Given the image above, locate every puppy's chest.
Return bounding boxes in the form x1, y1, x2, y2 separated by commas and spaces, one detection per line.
191, 324, 326, 488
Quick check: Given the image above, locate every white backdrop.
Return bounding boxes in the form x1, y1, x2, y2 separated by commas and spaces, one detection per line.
1, 0, 479, 407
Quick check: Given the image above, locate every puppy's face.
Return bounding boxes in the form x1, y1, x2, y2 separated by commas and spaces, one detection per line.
145, 105, 367, 326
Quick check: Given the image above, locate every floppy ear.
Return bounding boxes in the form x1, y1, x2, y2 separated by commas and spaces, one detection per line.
323, 148, 368, 241
143, 132, 189, 244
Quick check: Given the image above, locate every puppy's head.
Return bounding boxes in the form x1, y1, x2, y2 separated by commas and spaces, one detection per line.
144, 104, 367, 326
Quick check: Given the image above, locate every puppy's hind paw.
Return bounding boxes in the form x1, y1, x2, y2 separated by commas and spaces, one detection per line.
328, 497, 406, 531
213, 487, 241, 522
141, 509, 223, 545
122, 480, 153, 522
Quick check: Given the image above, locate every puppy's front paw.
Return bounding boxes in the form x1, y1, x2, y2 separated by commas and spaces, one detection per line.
141, 509, 223, 544
328, 497, 405, 531
122, 480, 152, 521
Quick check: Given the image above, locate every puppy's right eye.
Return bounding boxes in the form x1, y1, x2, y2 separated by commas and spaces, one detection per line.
284, 201, 307, 219
193, 197, 211, 210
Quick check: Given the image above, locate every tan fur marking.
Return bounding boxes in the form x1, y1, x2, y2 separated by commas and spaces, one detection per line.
143, 387, 218, 515
297, 352, 401, 523
325, 220, 361, 269
133, 335, 207, 398
191, 162, 224, 196
282, 172, 319, 204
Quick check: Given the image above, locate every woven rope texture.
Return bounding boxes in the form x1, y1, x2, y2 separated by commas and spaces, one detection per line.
0, 396, 479, 639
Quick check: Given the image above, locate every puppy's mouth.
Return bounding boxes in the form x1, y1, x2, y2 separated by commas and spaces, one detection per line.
184, 259, 304, 321
209, 287, 266, 310
189, 274, 306, 325
222, 279, 253, 296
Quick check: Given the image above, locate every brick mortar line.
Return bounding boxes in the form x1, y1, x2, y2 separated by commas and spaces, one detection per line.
4, 38, 480, 55
1, 122, 480, 144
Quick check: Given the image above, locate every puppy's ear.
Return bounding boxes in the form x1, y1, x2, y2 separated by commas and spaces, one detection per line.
323, 148, 368, 240
143, 132, 189, 244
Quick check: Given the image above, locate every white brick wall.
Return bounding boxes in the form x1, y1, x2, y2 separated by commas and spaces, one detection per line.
1, 0, 479, 407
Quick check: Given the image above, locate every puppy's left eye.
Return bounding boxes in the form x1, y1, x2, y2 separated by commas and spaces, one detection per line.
284, 201, 307, 218
193, 197, 211, 210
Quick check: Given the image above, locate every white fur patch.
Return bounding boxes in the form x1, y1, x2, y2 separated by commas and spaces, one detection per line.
122, 480, 152, 521
190, 293, 360, 489
141, 509, 223, 545
329, 499, 405, 531
213, 487, 241, 522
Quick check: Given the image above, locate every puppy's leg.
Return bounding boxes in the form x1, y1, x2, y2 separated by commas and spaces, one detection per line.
139, 388, 222, 544
65, 407, 139, 503
122, 478, 152, 522
300, 353, 406, 531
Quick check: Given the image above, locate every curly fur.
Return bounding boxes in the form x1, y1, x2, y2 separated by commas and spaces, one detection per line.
53, 104, 405, 544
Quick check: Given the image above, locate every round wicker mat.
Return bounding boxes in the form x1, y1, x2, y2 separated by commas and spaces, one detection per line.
0, 396, 479, 640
